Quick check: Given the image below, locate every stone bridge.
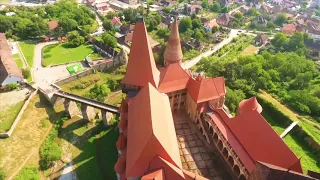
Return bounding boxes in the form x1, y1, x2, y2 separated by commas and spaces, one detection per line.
42, 88, 120, 126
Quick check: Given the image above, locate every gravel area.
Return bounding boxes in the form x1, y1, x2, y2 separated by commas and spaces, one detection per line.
0, 88, 29, 111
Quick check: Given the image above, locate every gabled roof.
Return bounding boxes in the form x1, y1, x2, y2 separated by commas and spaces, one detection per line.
238, 97, 262, 114
148, 156, 185, 180
213, 108, 303, 173
281, 24, 297, 34
204, 19, 219, 29
126, 83, 181, 178
158, 63, 191, 93
187, 76, 226, 103
121, 18, 160, 88
112, 16, 122, 26
164, 18, 183, 65
47, 20, 59, 31
141, 169, 165, 180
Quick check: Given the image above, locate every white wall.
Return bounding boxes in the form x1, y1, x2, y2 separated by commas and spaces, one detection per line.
1, 75, 23, 86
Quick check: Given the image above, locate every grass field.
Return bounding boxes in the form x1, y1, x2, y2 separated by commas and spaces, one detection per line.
258, 90, 320, 144
240, 45, 259, 56
88, 52, 104, 60
58, 117, 118, 180
0, 94, 65, 179
262, 109, 320, 173
13, 53, 24, 68
19, 42, 35, 67
0, 101, 24, 133
42, 43, 93, 66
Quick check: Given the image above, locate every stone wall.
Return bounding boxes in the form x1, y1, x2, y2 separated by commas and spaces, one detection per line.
91, 60, 114, 72
0, 89, 38, 138
55, 69, 95, 85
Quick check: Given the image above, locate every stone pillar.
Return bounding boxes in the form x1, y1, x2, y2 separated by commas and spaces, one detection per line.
81, 104, 96, 122
64, 99, 80, 118
101, 110, 114, 127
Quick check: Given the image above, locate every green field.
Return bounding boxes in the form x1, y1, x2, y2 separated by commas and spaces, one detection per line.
59, 117, 118, 180
42, 44, 93, 66
0, 101, 24, 133
19, 42, 35, 67
262, 110, 320, 173
67, 64, 83, 74
13, 53, 24, 68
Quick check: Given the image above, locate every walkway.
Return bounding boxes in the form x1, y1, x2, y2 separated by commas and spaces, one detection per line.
182, 29, 242, 69
54, 90, 120, 114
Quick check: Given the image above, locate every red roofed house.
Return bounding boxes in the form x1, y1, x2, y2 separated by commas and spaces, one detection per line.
47, 20, 59, 31
116, 16, 311, 180
112, 16, 122, 30
0, 33, 23, 86
281, 23, 297, 34
204, 19, 219, 32
95, 2, 108, 11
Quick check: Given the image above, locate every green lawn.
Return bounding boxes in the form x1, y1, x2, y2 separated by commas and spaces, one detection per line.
19, 42, 35, 67
42, 44, 93, 66
59, 118, 118, 180
88, 52, 104, 60
13, 53, 24, 69
262, 109, 320, 173
0, 101, 25, 133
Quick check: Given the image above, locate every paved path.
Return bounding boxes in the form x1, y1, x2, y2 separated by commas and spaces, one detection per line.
280, 121, 299, 138
182, 29, 243, 69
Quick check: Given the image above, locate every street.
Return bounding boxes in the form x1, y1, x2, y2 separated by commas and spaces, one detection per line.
182, 29, 243, 69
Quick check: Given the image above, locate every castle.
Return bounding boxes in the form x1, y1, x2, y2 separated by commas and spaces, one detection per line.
113, 17, 312, 180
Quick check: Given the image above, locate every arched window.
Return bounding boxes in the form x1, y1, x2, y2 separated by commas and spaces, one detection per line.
233, 165, 241, 176
227, 156, 234, 166
239, 174, 246, 180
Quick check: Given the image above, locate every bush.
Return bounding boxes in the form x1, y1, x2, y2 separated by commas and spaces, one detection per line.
15, 167, 39, 180
7, 83, 19, 90
22, 68, 31, 79
39, 128, 62, 170
0, 167, 6, 180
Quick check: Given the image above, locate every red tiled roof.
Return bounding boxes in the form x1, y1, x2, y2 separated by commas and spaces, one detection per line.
164, 18, 183, 65
0, 33, 23, 84
158, 63, 190, 93
112, 16, 122, 26
204, 20, 219, 29
126, 83, 181, 178
141, 169, 165, 180
211, 108, 303, 173
47, 20, 59, 31
238, 97, 262, 114
116, 133, 127, 151
148, 156, 185, 179
187, 76, 226, 103
281, 24, 297, 34
121, 19, 160, 88
115, 154, 126, 174
95, 2, 108, 8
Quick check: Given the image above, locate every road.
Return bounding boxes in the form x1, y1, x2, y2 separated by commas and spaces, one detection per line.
182, 29, 243, 69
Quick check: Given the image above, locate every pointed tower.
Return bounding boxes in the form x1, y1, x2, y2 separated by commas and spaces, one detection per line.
164, 18, 183, 66
121, 17, 160, 93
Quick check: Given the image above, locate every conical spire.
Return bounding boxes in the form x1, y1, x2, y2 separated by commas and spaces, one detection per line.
121, 17, 160, 88
164, 17, 183, 66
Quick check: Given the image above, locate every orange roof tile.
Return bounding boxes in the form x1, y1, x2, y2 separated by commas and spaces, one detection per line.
164, 18, 183, 65
115, 154, 126, 174
126, 83, 181, 178
148, 156, 185, 180
158, 63, 191, 93
118, 113, 128, 130
121, 18, 160, 88
238, 97, 262, 114
47, 20, 59, 31
187, 76, 226, 103
212, 108, 303, 173
141, 169, 165, 180
183, 170, 209, 180
116, 133, 127, 151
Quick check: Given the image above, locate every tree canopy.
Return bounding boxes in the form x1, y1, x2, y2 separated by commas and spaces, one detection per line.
101, 32, 117, 48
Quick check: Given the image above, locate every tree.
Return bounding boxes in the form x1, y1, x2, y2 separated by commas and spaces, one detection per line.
266, 21, 276, 29
192, 18, 202, 29
106, 11, 117, 19
194, 30, 203, 41
102, 19, 113, 31
0, 16, 13, 33
271, 32, 288, 48
247, 8, 259, 16
102, 32, 117, 48
163, 7, 172, 14
86, 84, 111, 102
22, 68, 31, 79
209, 2, 221, 12
225, 87, 246, 113
67, 31, 85, 47
179, 17, 192, 33
201, 0, 208, 8
15, 167, 39, 180
156, 28, 170, 38
40, 129, 62, 169
221, 6, 229, 13
275, 13, 287, 26
212, 26, 220, 33
0, 167, 6, 180
59, 17, 78, 33
290, 72, 313, 89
